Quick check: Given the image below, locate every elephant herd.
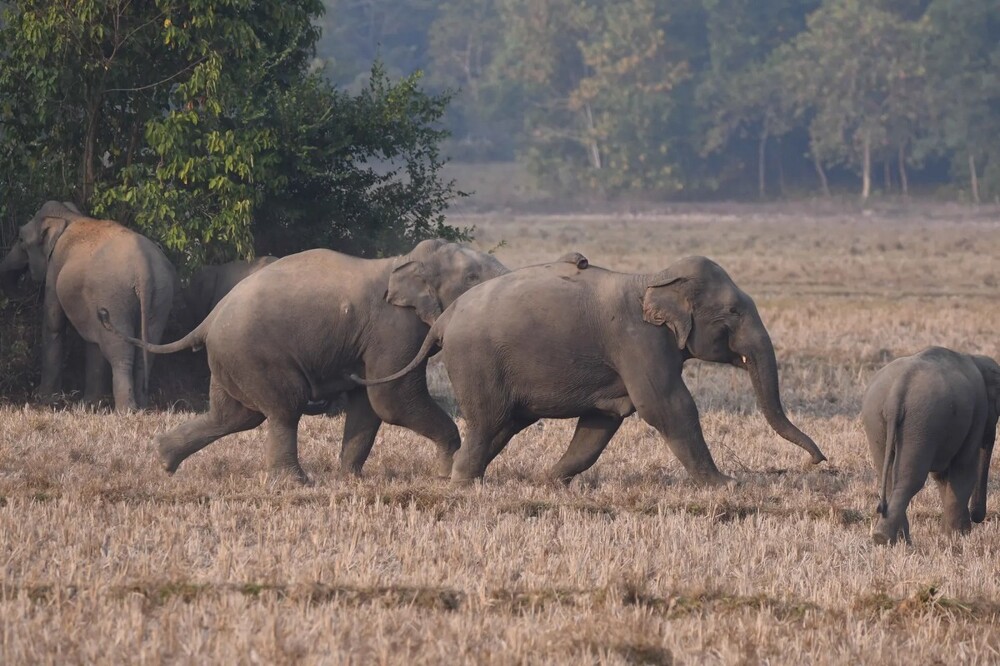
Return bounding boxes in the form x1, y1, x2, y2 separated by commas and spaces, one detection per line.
2, 201, 998, 546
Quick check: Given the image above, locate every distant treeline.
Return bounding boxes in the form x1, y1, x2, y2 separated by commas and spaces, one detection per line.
318, 0, 1000, 201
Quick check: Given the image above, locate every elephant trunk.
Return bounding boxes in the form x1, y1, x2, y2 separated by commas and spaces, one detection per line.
743, 329, 827, 464
0, 244, 28, 295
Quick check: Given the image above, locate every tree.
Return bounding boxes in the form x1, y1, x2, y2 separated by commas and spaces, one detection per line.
0, 0, 465, 268
783, 0, 927, 200
697, 0, 819, 198
921, 0, 1000, 203
493, 0, 689, 195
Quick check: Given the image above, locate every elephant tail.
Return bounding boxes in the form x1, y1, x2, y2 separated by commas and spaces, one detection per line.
97, 306, 206, 355
877, 406, 903, 518
350, 309, 451, 386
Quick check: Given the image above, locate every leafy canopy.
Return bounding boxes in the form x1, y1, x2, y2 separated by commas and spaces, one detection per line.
0, 0, 466, 268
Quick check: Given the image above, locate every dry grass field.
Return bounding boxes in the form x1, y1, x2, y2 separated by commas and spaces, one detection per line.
2, 203, 1000, 663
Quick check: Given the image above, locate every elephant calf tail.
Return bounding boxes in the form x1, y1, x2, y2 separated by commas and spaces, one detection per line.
878, 409, 903, 517
350, 310, 450, 386
97, 306, 206, 355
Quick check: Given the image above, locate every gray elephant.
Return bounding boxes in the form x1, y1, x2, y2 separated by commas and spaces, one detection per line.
98, 239, 508, 482
355, 254, 826, 486
861, 347, 1000, 545
183, 256, 279, 327
0, 201, 178, 411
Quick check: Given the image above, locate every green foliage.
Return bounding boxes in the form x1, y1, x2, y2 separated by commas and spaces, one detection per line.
0, 0, 466, 270
311, 0, 1000, 200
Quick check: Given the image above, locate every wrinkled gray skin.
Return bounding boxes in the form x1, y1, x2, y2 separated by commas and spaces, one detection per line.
98, 239, 508, 483
355, 254, 826, 486
861, 347, 1000, 545
0, 201, 178, 411
182, 256, 279, 328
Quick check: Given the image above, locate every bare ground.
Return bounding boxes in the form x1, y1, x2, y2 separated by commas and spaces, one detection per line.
2, 204, 999, 664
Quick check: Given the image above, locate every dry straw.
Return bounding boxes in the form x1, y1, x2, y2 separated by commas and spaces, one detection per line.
1, 205, 999, 663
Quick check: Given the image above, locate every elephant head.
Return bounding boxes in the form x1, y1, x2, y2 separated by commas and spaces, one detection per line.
8, 201, 82, 283
386, 239, 509, 324
970, 354, 1000, 523
642, 255, 826, 464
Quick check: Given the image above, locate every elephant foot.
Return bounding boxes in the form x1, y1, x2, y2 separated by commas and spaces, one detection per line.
871, 519, 905, 546
157, 438, 185, 475
267, 464, 312, 486
337, 463, 365, 479
543, 469, 575, 487
450, 475, 479, 488
871, 530, 893, 546
435, 454, 456, 479
692, 471, 737, 488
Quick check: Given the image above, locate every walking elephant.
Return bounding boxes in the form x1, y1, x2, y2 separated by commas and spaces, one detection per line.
98, 239, 508, 483
0, 201, 178, 411
182, 256, 279, 327
354, 254, 827, 486
861, 347, 1000, 545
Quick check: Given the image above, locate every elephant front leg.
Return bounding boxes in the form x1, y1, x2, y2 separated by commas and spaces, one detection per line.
265, 412, 310, 484
628, 377, 733, 486
37, 294, 66, 403
339, 389, 383, 476
548, 413, 622, 484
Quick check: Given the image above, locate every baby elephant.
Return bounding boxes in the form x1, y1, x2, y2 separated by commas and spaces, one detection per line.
861, 347, 1000, 545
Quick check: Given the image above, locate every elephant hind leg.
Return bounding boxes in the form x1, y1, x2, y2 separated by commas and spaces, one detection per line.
939, 451, 979, 536
873, 460, 927, 546
548, 412, 622, 484
157, 379, 264, 474
366, 377, 461, 479
82, 342, 109, 408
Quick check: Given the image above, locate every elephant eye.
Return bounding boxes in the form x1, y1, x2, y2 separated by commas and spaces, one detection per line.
466, 273, 480, 283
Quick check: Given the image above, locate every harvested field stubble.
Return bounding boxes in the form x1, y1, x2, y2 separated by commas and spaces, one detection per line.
2, 205, 1000, 663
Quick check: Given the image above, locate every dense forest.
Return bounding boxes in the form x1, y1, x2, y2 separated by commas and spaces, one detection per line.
1, 0, 999, 268
318, 0, 1000, 202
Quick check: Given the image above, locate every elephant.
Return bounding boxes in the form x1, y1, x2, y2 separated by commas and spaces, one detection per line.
182, 256, 279, 328
354, 254, 827, 486
97, 239, 508, 483
861, 347, 1000, 545
0, 201, 178, 411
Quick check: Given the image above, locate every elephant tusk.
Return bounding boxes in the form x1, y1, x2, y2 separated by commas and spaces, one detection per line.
742, 355, 748, 365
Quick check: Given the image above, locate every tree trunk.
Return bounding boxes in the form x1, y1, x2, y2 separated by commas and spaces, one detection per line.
883, 160, 891, 193
812, 153, 830, 197
861, 130, 871, 202
898, 144, 909, 196
777, 137, 786, 196
969, 152, 980, 204
757, 129, 768, 199
81, 98, 100, 205
583, 104, 601, 170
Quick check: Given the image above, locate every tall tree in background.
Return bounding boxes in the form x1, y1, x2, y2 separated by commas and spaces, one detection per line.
0, 0, 464, 267
782, 0, 926, 200
494, 0, 688, 195
921, 0, 1000, 203
426, 0, 512, 160
698, 0, 819, 198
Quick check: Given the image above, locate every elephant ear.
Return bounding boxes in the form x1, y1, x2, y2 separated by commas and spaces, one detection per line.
386, 259, 442, 325
41, 216, 69, 262
642, 276, 692, 350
